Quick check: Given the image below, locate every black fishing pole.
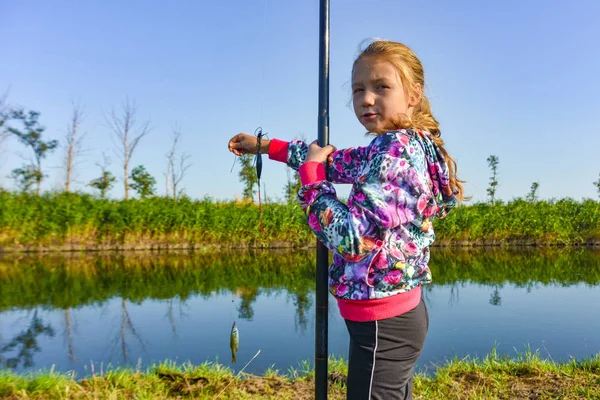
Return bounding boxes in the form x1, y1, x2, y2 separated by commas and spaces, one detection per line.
315, 0, 329, 399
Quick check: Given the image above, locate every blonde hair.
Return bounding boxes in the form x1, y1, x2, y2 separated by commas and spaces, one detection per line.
353, 39, 466, 203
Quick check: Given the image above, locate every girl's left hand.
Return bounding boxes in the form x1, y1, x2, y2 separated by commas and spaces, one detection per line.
306, 140, 336, 164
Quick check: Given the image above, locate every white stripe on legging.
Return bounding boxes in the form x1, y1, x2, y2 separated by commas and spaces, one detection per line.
368, 321, 379, 399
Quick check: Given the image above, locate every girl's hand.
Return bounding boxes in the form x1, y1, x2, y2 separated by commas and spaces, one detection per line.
228, 133, 270, 156
327, 154, 334, 166
306, 140, 336, 164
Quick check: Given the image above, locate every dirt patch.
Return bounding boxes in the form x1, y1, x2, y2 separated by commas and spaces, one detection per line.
447, 369, 596, 400
155, 371, 347, 399
158, 371, 211, 395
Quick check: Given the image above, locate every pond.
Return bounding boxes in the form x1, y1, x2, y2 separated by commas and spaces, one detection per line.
1, 248, 599, 377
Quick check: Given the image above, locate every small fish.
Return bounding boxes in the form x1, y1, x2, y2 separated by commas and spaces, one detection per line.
230, 321, 239, 363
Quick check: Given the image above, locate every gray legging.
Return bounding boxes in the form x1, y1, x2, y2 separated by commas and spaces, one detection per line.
344, 298, 429, 400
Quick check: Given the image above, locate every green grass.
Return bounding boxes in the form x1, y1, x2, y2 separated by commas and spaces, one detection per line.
434, 197, 600, 246
0, 190, 311, 250
1, 350, 599, 399
413, 349, 600, 399
1, 190, 599, 251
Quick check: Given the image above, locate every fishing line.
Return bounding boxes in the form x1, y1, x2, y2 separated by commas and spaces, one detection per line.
214, 349, 261, 399
255, 0, 268, 235
228, 0, 270, 368
229, 0, 268, 169
254, 127, 268, 236
259, 0, 268, 127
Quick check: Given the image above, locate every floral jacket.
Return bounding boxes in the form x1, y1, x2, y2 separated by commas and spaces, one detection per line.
274, 129, 457, 301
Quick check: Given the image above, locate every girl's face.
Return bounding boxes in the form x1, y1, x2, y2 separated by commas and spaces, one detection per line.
352, 58, 416, 133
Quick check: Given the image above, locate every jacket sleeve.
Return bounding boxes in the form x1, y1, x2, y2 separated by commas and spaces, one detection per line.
268, 138, 307, 170
326, 146, 369, 184
269, 138, 368, 184
297, 135, 434, 262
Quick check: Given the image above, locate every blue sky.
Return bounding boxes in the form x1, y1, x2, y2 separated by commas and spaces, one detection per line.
2, 0, 599, 203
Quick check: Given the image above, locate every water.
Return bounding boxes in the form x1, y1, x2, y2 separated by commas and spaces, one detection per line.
1, 249, 599, 377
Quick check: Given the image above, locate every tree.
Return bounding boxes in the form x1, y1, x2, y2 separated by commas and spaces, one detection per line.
8, 110, 58, 195
164, 127, 178, 197
0, 91, 12, 185
239, 154, 257, 200
284, 167, 302, 203
106, 98, 150, 200
11, 165, 42, 192
130, 165, 156, 198
88, 153, 116, 199
63, 102, 87, 192
165, 125, 191, 199
594, 173, 600, 200
486, 155, 499, 204
0, 90, 10, 144
171, 153, 191, 199
526, 181, 539, 203
89, 171, 116, 199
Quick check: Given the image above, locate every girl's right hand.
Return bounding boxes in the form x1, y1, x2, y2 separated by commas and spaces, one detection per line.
228, 133, 269, 156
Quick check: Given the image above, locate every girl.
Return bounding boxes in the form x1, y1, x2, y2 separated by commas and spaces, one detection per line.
228, 40, 463, 400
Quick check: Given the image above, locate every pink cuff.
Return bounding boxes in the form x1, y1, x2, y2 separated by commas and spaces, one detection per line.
299, 162, 326, 185
267, 138, 289, 163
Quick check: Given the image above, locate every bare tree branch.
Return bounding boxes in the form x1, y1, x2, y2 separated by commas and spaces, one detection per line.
0, 128, 6, 149
165, 124, 191, 199
0, 89, 9, 133
165, 124, 181, 197
64, 101, 87, 192
0, 91, 11, 180
105, 98, 150, 200
172, 152, 191, 199
96, 152, 111, 172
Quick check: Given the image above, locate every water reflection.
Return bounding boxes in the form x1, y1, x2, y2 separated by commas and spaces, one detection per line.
237, 288, 258, 320
291, 291, 312, 334
1, 310, 54, 369
63, 309, 75, 367
0, 248, 598, 376
116, 299, 146, 363
489, 286, 502, 306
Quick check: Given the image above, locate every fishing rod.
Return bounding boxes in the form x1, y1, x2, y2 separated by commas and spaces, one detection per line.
315, 0, 330, 399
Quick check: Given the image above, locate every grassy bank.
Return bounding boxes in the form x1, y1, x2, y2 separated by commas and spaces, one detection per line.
1, 351, 599, 399
1, 190, 599, 251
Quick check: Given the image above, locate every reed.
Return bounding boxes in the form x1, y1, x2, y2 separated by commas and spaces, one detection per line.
1, 190, 599, 250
